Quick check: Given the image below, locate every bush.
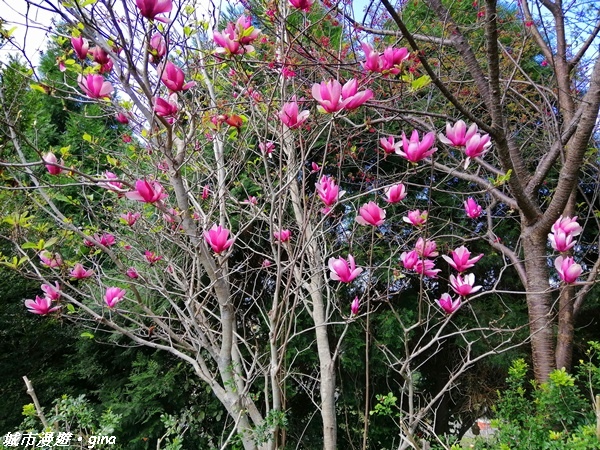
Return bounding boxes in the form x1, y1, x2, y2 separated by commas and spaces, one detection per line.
473, 342, 600, 449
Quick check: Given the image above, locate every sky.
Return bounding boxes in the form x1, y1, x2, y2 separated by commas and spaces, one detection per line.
0, 0, 55, 67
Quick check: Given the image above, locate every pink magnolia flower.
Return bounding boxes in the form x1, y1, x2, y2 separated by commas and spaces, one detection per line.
105, 287, 126, 308
273, 229, 291, 242
350, 296, 360, 315
135, 0, 172, 21
397, 130, 437, 163
443, 246, 484, 272
555, 256, 582, 284
312, 79, 373, 113
551, 216, 582, 236
311, 162, 320, 173
414, 237, 438, 258
437, 293, 461, 314
242, 196, 258, 205
213, 27, 243, 56
213, 17, 260, 56
25, 296, 60, 315
400, 250, 419, 270
361, 43, 383, 72
464, 197, 483, 219
144, 250, 163, 264
403, 209, 428, 227
120, 212, 141, 226
41, 282, 61, 301
464, 132, 492, 162
100, 171, 124, 191
70, 263, 94, 279
115, 112, 130, 124
90, 46, 112, 67
234, 15, 261, 45
43, 152, 62, 175
262, 259, 272, 268
71, 36, 89, 60
279, 96, 310, 129
356, 201, 386, 226
328, 254, 363, 283
202, 185, 210, 200
126, 267, 139, 279
94, 233, 116, 247
77, 74, 113, 99
450, 273, 482, 296
259, 141, 275, 157
438, 120, 478, 147
154, 94, 179, 122
315, 175, 345, 213
125, 179, 168, 203
338, 78, 374, 110
381, 46, 410, 74
40, 251, 62, 268
57, 57, 67, 72
149, 33, 167, 63
380, 136, 400, 154
289, 0, 314, 12
384, 183, 407, 203
204, 225, 235, 254
160, 61, 196, 92
549, 229, 576, 253
414, 259, 440, 277
98, 233, 115, 246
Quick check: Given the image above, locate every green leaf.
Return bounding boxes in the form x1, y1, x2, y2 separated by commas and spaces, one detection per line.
81, 332, 95, 339
30, 84, 48, 94
492, 169, 513, 187
22, 403, 36, 417
67, 304, 76, 313
82, 132, 93, 142
411, 75, 431, 91
44, 237, 58, 249
6, 26, 17, 37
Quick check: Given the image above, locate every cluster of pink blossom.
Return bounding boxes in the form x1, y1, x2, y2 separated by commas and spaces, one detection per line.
548, 216, 583, 284
213, 15, 261, 56
25, 282, 61, 315
437, 246, 484, 314
361, 43, 410, 75
438, 120, 492, 168
379, 131, 437, 164
401, 238, 441, 278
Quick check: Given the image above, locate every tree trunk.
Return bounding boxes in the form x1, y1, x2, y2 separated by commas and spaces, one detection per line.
522, 229, 556, 382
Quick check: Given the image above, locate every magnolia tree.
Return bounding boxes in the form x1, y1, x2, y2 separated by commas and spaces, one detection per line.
1, 0, 599, 449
